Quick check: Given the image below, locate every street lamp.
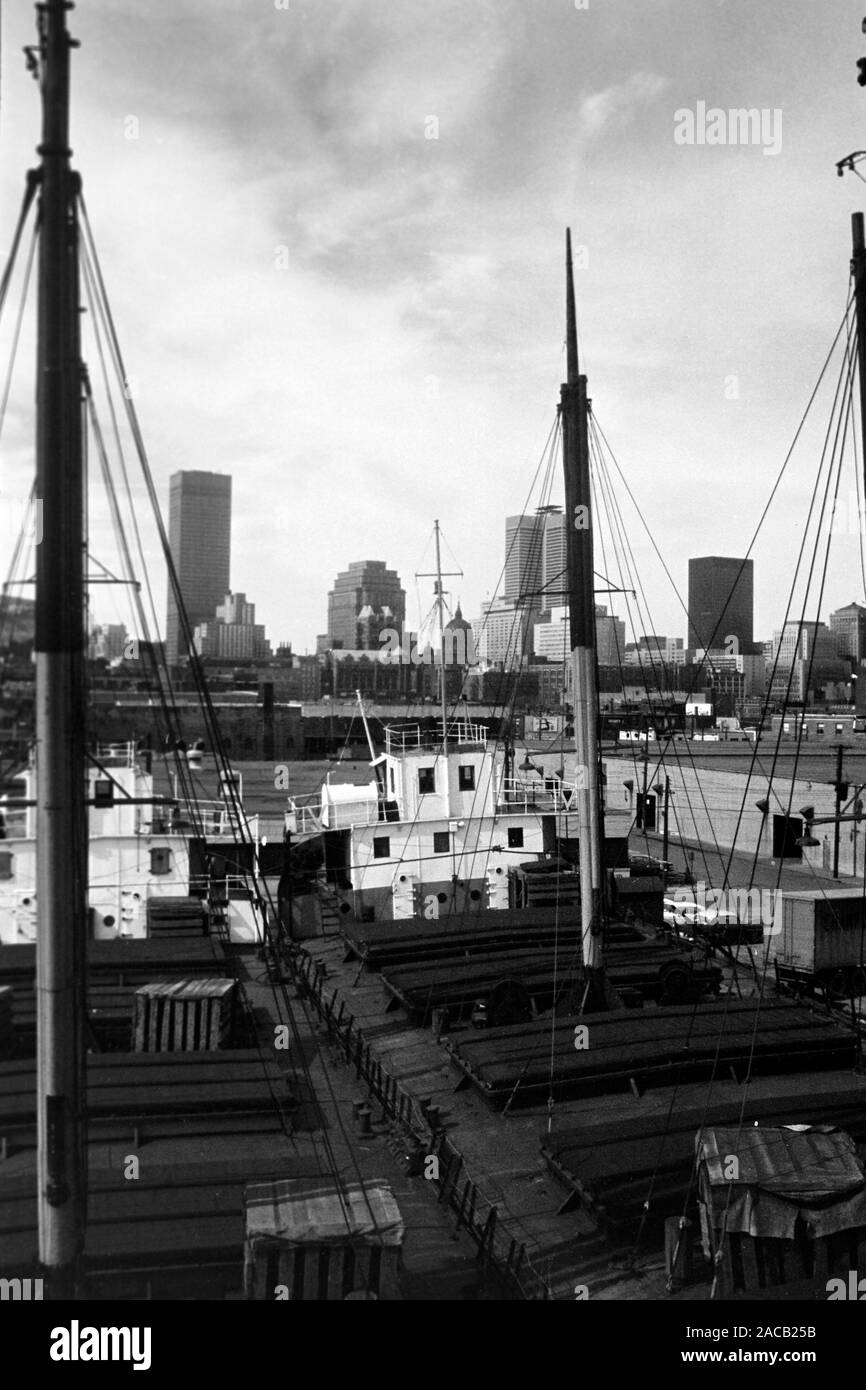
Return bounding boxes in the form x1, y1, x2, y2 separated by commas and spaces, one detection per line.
795, 804, 820, 848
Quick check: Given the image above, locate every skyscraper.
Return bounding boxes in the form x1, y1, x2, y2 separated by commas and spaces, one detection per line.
829, 602, 866, 662
687, 556, 754, 655
504, 514, 544, 601
541, 508, 567, 606
326, 560, 406, 651
532, 604, 625, 665
165, 471, 232, 665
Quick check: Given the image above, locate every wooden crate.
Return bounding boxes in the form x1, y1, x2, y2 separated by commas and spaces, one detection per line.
243, 1178, 404, 1301
133, 979, 235, 1052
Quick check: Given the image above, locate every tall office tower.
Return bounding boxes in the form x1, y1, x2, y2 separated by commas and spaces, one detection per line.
687, 556, 754, 655
504, 514, 544, 602
771, 620, 838, 668
533, 605, 625, 666
829, 602, 866, 662
541, 508, 567, 606
326, 560, 406, 651
474, 598, 532, 665
165, 471, 232, 665
595, 605, 627, 667
88, 623, 128, 663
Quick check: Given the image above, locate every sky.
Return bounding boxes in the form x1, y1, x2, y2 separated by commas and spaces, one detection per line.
3, 0, 866, 654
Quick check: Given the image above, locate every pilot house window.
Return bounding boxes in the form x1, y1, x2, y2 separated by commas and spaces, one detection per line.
373, 837, 390, 860
418, 768, 435, 795
458, 765, 475, 792
507, 827, 524, 849
433, 831, 450, 853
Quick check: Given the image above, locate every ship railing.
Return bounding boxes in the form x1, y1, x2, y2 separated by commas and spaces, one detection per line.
188, 873, 259, 903
0, 791, 252, 839
285, 796, 381, 834
497, 776, 584, 814
95, 740, 138, 768
384, 719, 488, 754
168, 797, 256, 838
294, 948, 553, 1301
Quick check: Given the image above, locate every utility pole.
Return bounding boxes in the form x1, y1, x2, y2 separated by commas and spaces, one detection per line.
833, 743, 846, 879
640, 750, 649, 835
34, 0, 87, 1293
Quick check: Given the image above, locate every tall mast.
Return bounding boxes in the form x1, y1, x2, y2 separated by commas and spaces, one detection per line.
433, 520, 450, 815
434, 523, 448, 743
561, 229, 603, 980
418, 522, 461, 816
34, 0, 87, 1289
851, 214, 866, 496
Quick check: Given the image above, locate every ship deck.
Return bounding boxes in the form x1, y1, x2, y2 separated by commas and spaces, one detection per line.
0, 933, 496, 1300
288, 917, 866, 1301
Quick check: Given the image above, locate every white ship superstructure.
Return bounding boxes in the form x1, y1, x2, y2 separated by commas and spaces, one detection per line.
287, 719, 628, 920
0, 743, 265, 944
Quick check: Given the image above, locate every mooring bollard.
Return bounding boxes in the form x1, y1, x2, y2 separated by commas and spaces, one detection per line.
356, 1104, 372, 1136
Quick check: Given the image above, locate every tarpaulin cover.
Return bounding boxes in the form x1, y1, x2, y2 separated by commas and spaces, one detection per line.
697, 1126, 866, 1240
244, 1177, 404, 1247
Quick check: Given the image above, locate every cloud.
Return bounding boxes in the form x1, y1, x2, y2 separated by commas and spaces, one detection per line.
578, 72, 670, 137
0, 1, 861, 653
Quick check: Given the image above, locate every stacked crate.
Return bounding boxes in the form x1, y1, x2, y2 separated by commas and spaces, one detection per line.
146, 897, 208, 939
0, 987, 13, 1059
133, 978, 235, 1052
696, 1125, 866, 1296
243, 1178, 405, 1300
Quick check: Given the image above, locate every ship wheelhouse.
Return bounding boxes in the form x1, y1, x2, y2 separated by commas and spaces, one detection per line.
285, 719, 608, 922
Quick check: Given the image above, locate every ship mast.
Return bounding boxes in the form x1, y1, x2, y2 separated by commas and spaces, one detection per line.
417, 520, 461, 817
34, 0, 87, 1290
560, 230, 604, 985
434, 520, 449, 766
851, 214, 866, 486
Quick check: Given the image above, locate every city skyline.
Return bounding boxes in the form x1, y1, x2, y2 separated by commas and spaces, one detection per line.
90, 508, 866, 663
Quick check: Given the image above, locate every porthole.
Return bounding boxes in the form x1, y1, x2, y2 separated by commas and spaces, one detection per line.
103, 914, 116, 928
